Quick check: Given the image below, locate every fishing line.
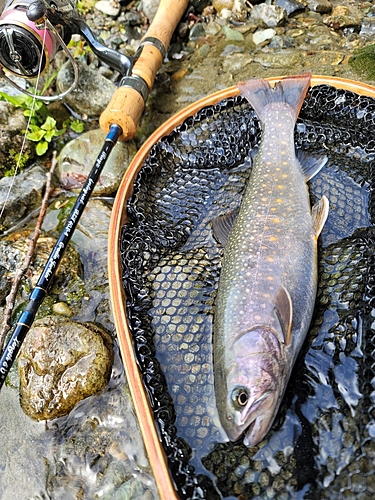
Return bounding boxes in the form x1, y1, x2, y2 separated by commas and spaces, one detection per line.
0, 23, 48, 220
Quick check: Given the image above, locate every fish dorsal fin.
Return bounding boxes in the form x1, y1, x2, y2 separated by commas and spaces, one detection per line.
312, 195, 329, 237
212, 208, 240, 246
296, 150, 328, 181
274, 285, 293, 345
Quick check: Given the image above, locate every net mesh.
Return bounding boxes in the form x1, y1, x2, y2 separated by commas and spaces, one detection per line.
120, 85, 375, 499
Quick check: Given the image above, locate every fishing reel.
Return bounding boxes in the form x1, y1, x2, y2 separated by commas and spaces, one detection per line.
0, 0, 136, 100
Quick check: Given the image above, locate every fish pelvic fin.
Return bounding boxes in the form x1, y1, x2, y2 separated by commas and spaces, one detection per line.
312, 195, 329, 237
297, 150, 328, 181
212, 208, 240, 246
237, 73, 312, 122
274, 285, 293, 345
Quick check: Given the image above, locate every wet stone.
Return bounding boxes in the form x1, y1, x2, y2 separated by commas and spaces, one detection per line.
189, 23, 206, 40
57, 129, 137, 196
360, 18, 375, 37
56, 60, 117, 118
307, 0, 333, 14
250, 4, 287, 28
276, 0, 305, 17
323, 5, 364, 30
0, 166, 49, 232
19, 316, 114, 420
253, 28, 277, 46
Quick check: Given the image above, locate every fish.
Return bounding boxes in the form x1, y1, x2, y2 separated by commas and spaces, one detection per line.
213, 73, 329, 447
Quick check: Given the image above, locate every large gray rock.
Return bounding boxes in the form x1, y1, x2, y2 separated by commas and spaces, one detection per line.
0, 165, 48, 232
57, 128, 137, 196
19, 316, 114, 420
56, 60, 116, 118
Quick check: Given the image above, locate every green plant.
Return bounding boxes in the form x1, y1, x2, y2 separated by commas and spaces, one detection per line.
26, 115, 63, 156
5, 149, 30, 176
0, 71, 85, 158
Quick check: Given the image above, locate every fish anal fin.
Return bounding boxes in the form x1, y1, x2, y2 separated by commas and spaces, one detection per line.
212, 208, 240, 246
312, 195, 329, 237
297, 150, 328, 181
274, 285, 293, 345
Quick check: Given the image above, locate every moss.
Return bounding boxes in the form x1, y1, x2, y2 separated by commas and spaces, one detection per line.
348, 44, 375, 79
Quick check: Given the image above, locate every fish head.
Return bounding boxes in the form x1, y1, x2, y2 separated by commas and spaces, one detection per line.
217, 327, 285, 447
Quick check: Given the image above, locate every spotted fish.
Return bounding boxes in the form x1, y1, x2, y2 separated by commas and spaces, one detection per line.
213, 73, 329, 447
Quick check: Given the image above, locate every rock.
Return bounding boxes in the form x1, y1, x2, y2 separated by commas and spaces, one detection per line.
253, 28, 277, 45
276, 0, 305, 17
232, 0, 249, 23
360, 18, 375, 37
139, 0, 160, 21
0, 264, 11, 304
220, 44, 244, 57
52, 302, 73, 317
189, 23, 206, 40
56, 60, 116, 118
253, 49, 305, 68
269, 34, 295, 49
0, 165, 49, 232
250, 4, 287, 28
323, 5, 363, 30
19, 316, 114, 420
0, 100, 34, 176
221, 25, 245, 41
307, 0, 332, 14
212, 0, 234, 14
0, 228, 83, 289
95, 0, 120, 17
57, 128, 137, 196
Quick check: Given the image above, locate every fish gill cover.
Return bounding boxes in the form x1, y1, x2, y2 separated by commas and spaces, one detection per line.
120, 84, 375, 499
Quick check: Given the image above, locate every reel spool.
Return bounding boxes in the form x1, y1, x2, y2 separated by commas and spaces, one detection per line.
0, 0, 135, 101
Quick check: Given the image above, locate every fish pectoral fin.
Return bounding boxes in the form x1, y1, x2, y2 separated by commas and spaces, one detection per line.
212, 208, 240, 246
312, 195, 329, 237
296, 150, 328, 181
274, 285, 293, 345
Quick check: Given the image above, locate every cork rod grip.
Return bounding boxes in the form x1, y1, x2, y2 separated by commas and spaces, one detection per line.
100, 0, 189, 141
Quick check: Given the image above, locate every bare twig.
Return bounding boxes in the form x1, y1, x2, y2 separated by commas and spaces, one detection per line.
0, 151, 58, 350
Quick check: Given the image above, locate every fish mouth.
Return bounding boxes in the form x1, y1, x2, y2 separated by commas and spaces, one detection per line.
227, 392, 275, 446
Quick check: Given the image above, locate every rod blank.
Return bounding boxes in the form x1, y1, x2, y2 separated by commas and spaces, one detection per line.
0, 124, 122, 389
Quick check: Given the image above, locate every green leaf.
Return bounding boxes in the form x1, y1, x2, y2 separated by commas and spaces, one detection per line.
70, 119, 85, 133
27, 128, 45, 142
0, 91, 28, 108
35, 140, 49, 156
41, 115, 57, 131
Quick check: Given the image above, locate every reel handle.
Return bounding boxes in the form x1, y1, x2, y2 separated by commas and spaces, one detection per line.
99, 0, 189, 142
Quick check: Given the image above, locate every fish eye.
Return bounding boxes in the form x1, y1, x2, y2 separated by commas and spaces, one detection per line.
231, 387, 249, 410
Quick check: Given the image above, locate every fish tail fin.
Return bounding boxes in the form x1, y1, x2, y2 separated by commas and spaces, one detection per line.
237, 73, 312, 122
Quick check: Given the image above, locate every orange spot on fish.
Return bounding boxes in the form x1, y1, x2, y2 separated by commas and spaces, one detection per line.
277, 185, 284, 189
266, 256, 274, 262
267, 276, 274, 281
276, 198, 283, 203
273, 218, 280, 223
269, 236, 278, 242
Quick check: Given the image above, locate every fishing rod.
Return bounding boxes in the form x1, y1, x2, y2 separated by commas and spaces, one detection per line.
0, 0, 190, 389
